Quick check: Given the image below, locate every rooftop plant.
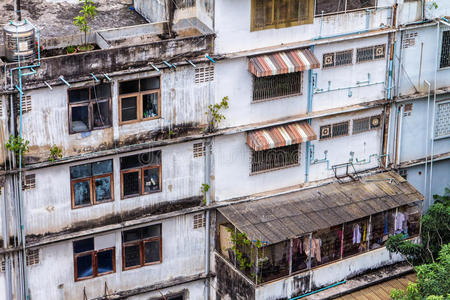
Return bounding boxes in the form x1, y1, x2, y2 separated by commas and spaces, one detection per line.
73, 0, 97, 51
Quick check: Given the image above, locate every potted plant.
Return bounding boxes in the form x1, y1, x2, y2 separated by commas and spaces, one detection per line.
66, 45, 77, 54
73, 0, 97, 52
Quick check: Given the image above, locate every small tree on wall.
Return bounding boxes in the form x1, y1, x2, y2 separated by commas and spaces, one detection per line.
73, 0, 97, 51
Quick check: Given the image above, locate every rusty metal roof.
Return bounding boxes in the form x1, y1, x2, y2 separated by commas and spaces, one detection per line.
218, 171, 424, 245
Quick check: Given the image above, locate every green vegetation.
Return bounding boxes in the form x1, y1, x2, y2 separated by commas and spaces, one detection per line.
206, 96, 229, 132
73, 0, 97, 50
201, 183, 210, 205
48, 145, 63, 162
388, 189, 450, 299
5, 134, 29, 166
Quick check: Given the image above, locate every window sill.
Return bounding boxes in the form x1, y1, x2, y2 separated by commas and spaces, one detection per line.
123, 261, 162, 272
70, 125, 112, 136
250, 163, 300, 176
121, 190, 162, 200
119, 116, 161, 126
434, 134, 450, 140
252, 93, 303, 104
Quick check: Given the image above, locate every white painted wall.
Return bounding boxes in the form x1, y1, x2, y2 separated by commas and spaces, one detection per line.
27, 214, 206, 300
255, 245, 405, 299
23, 141, 204, 236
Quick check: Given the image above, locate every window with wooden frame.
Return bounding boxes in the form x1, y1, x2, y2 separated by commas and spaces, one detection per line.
122, 224, 162, 270
70, 160, 113, 208
73, 238, 115, 281
320, 121, 349, 139
119, 77, 160, 124
251, 144, 299, 173
251, 0, 314, 31
315, 0, 376, 16
253, 72, 302, 101
120, 151, 161, 199
356, 44, 386, 63
322, 49, 353, 68
68, 83, 111, 134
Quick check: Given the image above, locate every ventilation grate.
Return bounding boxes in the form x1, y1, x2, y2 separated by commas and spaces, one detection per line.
195, 66, 214, 84
193, 213, 206, 229
193, 143, 206, 158
23, 174, 36, 190
15, 95, 32, 114
0, 258, 5, 272
26, 249, 40, 266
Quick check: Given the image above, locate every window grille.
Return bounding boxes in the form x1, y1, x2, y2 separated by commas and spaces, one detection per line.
15, 95, 32, 114
195, 66, 214, 84
193, 143, 206, 158
323, 50, 353, 68
402, 32, 418, 49
193, 214, 206, 229
315, 0, 376, 16
253, 72, 302, 101
440, 31, 450, 68
356, 45, 386, 63
0, 258, 5, 272
435, 101, 450, 138
352, 117, 370, 134
0, 98, 3, 118
23, 174, 36, 190
26, 249, 40, 266
251, 144, 299, 173
320, 121, 349, 139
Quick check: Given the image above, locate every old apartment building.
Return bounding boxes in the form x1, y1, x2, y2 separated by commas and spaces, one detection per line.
0, 0, 448, 299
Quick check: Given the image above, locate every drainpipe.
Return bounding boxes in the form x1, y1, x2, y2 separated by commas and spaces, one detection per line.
428, 21, 439, 205
204, 137, 211, 300
424, 80, 431, 208
305, 46, 314, 183
396, 105, 404, 165
14, 0, 22, 22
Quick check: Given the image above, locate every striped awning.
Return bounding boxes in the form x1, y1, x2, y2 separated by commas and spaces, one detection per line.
247, 122, 317, 151
249, 48, 320, 77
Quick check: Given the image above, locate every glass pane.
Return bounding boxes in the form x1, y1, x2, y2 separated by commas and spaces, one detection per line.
120, 154, 141, 170
91, 83, 111, 99
123, 228, 142, 243
71, 105, 90, 132
69, 88, 89, 103
92, 160, 112, 176
73, 180, 91, 206
93, 100, 110, 128
124, 244, 141, 268
140, 77, 160, 91
70, 163, 92, 179
95, 177, 112, 203
142, 93, 159, 119
276, 0, 289, 23
97, 249, 114, 274
143, 168, 160, 193
144, 240, 160, 263
315, 0, 344, 14
121, 96, 138, 122
76, 254, 93, 279
73, 238, 94, 253
119, 80, 139, 95
120, 151, 161, 170
142, 224, 161, 239
123, 171, 140, 196
347, 0, 375, 10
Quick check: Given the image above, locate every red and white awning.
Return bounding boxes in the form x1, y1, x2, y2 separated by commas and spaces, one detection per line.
248, 48, 320, 77
247, 122, 317, 152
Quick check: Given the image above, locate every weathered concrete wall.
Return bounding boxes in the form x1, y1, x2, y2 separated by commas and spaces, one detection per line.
20, 65, 211, 162
134, 0, 167, 23
213, 108, 383, 201
26, 214, 206, 300
255, 245, 405, 299
22, 140, 204, 238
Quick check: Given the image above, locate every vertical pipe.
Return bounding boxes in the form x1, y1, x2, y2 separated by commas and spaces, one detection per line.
424, 80, 431, 208
288, 239, 293, 275
340, 224, 344, 259
305, 46, 314, 183
428, 22, 439, 206
368, 215, 372, 251
396, 105, 404, 165
418, 43, 424, 90
14, 0, 22, 22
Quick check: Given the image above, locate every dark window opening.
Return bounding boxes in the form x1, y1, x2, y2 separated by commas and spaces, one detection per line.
119, 77, 161, 124
315, 0, 376, 16
122, 224, 162, 270
70, 160, 113, 208
253, 72, 302, 101
68, 84, 112, 134
73, 238, 115, 281
323, 49, 353, 68
320, 121, 349, 139
251, 144, 299, 173
120, 152, 162, 199
440, 31, 450, 68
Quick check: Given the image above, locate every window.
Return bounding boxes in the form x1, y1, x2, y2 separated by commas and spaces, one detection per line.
195, 66, 214, 83
73, 238, 115, 281
15, 95, 32, 114
70, 160, 113, 208
320, 121, 349, 139
120, 151, 161, 199
253, 72, 302, 101
356, 44, 386, 63
315, 0, 376, 16
322, 49, 353, 68
122, 224, 162, 270
435, 101, 450, 138
251, 0, 314, 31
119, 77, 160, 124
440, 31, 450, 68
352, 115, 381, 134
251, 144, 299, 173
68, 83, 111, 133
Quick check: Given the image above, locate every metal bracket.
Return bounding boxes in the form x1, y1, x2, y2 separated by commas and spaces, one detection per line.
59, 76, 71, 87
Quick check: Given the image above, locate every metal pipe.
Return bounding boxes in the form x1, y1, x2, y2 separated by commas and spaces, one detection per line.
418, 43, 424, 90
290, 280, 347, 300
395, 31, 403, 98
305, 46, 314, 183
396, 105, 404, 165
424, 80, 431, 208
14, 0, 21, 21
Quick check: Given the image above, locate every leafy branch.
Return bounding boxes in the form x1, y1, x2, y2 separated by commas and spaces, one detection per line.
5, 135, 29, 166
206, 96, 229, 132
73, 0, 97, 48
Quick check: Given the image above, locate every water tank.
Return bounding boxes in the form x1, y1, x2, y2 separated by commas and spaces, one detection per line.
3, 20, 35, 62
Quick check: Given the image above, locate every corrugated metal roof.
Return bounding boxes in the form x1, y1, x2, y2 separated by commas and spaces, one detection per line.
218, 171, 424, 245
